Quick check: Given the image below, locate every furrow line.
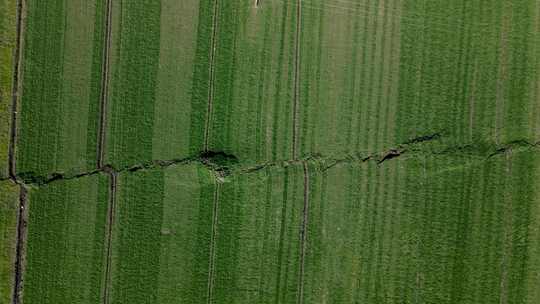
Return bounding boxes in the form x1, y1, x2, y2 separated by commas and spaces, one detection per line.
97, 0, 114, 168
296, 161, 310, 304
8, 0, 25, 179
291, 0, 302, 159
102, 170, 117, 304
11, 185, 27, 304
206, 181, 220, 304
203, 0, 220, 151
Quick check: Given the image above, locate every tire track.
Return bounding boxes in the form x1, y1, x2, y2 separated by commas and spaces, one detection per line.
203, 0, 220, 152
291, 0, 302, 160
206, 180, 220, 304
97, 0, 113, 169
296, 162, 310, 304
8, 0, 25, 179
12, 185, 27, 304
102, 170, 117, 304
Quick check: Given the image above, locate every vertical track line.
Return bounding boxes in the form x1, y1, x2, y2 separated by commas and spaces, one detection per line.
12, 186, 27, 304
291, 0, 302, 159
102, 171, 117, 304
203, 0, 220, 152
206, 180, 220, 304
97, 0, 113, 169
297, 162, 310, 304
8, 0, 25, 179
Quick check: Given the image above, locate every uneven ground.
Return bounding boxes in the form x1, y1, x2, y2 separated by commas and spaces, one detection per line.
1, 0, 540, 304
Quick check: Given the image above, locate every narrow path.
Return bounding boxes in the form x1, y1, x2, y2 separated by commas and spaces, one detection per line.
102, 170, 117, 304
12, 185, 27, 304
8, 0, 25, 179
206, 181, 220, 304
97, 0, 114, 168
203, 0, 220, 151
296, 161, 310, 304
291, 0, 302, 160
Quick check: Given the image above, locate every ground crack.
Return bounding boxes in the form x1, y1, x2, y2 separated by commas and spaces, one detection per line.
10, 136, 540, 187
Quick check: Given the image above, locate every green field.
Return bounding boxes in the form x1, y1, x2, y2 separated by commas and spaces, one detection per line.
22, 174, 109, 304
0, 0, 16, 178
16, 0, 105, 178
108, 164, 215, 303
0, 181, 18, 304
208, 0, 297, 164
2, 0, 540, 303
105, 0, 214, 169
211, 164, 304, 303
303, 151, 540, 304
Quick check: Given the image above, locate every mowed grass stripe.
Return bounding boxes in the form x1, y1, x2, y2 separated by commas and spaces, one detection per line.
105, 0, 161, 169
395, 0, 540, 147
209, 0, 296, 164
97, 0, 113, 168
298, 0, 400, 159
0, 181, 19, 304
109, 164, 215, 304
210, 164, 304, 303
23, 174, 109, 304
300, 152, 540, 303
152, 0, 212, 160
1, 0, 18, 178
105, 0, 214, 169
17, 0, 105, 177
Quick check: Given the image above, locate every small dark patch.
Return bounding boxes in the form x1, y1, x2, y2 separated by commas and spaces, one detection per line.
16, 172, 50, 185
404, 133, 441, 145
200, 151, 239, 174
378, 149, 403, 164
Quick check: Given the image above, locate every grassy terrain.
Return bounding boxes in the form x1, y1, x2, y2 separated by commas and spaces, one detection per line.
0, 181, 18, 304
210, 164, 304, 303
16, 0, 105, 178
299, 0, 402, 158
297, 0, 540, 160
105, 0, 214, 169
209, 0, 297, 164
303, 151, 540, 304
109, 164, 215, 304
2, 1, 540, 304
0, 0, 16, 178
23, 174, 109, 304
396, 0, 540, 147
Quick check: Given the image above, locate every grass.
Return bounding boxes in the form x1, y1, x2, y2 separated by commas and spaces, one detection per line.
210, 164, 304, 303
0, 0, 16, 178
23, 174, 109, 304
105, 0, 214, 169
302, 151, 540, 304
395, 0, 540, 147
299, 0, 402, 159
108, 164, 215, 303
0, 181, 18, 304
2, 1, 540, 304
209, 0, 297, 164
16, 0, 105, 177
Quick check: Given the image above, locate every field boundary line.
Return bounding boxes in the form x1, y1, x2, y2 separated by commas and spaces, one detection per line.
97, 0, 113, 168
206, 180, 220, 304
102, 170, 117, 304
296, 162, 310, 304
12, 185, 27, 304
203, 0, 220, 151
8, 0, 25, 179
292, 0, 302, 159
